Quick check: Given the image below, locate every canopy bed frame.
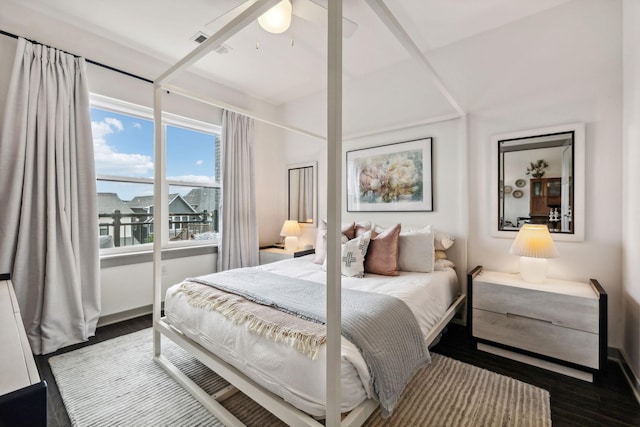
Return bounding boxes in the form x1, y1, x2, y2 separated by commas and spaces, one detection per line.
151, 1, 467, 426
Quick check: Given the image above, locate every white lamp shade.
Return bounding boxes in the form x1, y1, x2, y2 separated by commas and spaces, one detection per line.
258, 0, 292, 34
509, 224, 559, 258
510, 224, 558, 283
280, 220, 301, 237
280, 220, 300, 252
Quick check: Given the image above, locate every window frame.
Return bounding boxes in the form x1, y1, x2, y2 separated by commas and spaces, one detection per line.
91, 94, 221, 256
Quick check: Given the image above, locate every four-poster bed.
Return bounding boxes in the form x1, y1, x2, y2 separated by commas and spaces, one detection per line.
151, 1, 467, 426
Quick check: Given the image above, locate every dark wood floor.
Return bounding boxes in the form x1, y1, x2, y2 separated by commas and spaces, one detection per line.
36, 316, 640, 427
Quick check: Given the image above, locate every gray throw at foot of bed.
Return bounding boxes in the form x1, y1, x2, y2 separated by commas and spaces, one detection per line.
186, 268, 430, 416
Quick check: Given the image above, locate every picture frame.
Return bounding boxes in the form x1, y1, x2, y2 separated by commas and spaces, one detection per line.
346, 138, 433, 212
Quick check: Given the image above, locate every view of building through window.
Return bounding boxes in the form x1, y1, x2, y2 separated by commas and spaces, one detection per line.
92, 103, 220, 250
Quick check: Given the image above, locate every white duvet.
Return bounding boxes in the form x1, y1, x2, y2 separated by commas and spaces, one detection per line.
164, 255, 459, 417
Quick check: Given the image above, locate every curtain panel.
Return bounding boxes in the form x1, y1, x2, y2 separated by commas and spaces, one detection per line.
218, 110, 259, 270
0, 38, 100, 354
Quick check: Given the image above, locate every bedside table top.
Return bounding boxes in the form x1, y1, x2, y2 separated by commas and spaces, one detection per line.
476, 270, 598, 299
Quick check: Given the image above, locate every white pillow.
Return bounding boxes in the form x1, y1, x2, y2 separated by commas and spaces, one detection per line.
322, 230, 372, 278
401, 224, 455, 251
397, 228, 435, 273
434, 258, 456, 271
427, 225, 455, 250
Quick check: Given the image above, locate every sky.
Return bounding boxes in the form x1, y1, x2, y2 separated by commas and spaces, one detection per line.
91, 107, 217, 201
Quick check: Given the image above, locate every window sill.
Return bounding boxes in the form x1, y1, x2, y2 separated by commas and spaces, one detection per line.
100, 243, 218, 269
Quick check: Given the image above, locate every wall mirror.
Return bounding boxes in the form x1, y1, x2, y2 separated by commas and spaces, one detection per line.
491, 123, 585, 242
288, 162, 317, 226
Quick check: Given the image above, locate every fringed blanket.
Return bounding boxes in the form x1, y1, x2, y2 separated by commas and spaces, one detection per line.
179, 268, 429, 417
175, 281, 327, 359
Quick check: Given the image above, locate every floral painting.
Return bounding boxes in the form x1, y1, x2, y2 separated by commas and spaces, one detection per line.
346, 138, 433, 212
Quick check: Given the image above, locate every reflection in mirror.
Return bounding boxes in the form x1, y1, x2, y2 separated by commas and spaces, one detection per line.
288, 163, 316, 225
498, 131, 574, 234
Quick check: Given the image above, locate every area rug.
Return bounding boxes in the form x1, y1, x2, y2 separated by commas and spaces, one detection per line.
49, 328, 551, 427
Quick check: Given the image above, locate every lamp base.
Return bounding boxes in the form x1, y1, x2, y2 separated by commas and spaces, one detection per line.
284, 236, 298, 252
519, 257, 548, 283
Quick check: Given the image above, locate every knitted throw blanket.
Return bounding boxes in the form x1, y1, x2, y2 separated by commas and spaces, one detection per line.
181, 268, 430, 417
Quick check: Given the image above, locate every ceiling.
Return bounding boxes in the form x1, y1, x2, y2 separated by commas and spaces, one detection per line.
11, 0, 572, 106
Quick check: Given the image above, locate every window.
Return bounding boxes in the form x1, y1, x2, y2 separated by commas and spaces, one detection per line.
92, 95, 221, 252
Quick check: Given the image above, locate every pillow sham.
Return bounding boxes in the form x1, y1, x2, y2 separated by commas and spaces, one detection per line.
400, 224, 455, 251
427, 225, 455, 251
354, 221, 372, 237
397, 228, 435, 273
435, 250, 447, 260
313, 220, 356, 264
364, 224, 401, 276
322, 230, 372, 277
434, 258, 456, 271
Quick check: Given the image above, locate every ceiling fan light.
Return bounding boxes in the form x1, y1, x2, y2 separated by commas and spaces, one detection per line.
258, 0, 292, 34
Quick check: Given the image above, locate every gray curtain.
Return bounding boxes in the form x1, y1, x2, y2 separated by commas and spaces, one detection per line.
0, 38, 100, 355
218, 110, 259, 270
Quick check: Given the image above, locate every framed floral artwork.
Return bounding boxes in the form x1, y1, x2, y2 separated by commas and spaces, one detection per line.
346, 138, 433, 212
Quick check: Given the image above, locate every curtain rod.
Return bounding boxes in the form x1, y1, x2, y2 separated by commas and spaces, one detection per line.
0, 29, 153, 84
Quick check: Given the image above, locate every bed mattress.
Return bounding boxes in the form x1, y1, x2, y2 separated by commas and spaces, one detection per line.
164, 255, 459, 417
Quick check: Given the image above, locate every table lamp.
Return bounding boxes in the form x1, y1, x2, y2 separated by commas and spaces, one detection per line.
509, 224, 558, 283
280, 220, 301, 252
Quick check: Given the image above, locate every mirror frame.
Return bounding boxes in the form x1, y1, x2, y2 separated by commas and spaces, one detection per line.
287, 161, 318, 227
491, 123, 585, 242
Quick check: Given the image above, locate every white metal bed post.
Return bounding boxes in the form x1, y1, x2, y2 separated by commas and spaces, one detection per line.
152, 84, 165, 357
152, 0, 281, 352
326, 0, 343, 426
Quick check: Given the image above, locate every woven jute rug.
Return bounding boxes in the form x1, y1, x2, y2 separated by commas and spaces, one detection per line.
49, 328, 551, 426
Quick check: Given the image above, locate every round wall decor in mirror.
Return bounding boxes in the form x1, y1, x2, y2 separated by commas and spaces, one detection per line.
515, 179, 526, 188
512, 190, 523, 199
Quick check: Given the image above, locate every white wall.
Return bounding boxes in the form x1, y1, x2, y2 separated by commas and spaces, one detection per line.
280, 96, 467, 281
0, 4, 285, 319
622, 0, 640, 384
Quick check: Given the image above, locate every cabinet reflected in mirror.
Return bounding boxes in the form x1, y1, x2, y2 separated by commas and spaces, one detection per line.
492, 123, 585, 241
288, 162, 317, 226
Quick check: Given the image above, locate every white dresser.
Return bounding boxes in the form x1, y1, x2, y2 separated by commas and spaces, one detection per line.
0, 274, 47, 425
468, 266, 607, 382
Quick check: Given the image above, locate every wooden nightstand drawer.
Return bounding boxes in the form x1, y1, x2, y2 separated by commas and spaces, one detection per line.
467, 266, 607, 382
473, 278, 599, 333
473, 308, 599, 368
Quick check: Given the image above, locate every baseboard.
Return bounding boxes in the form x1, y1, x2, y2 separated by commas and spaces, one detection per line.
608, 347, 640, 405
477, 343, 594, 382
97, 305, 153, 327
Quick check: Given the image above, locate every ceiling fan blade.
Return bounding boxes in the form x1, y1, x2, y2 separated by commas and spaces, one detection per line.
293, 0, 358, 38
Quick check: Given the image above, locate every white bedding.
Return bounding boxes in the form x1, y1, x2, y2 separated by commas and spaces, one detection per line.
164, 255, 459, 417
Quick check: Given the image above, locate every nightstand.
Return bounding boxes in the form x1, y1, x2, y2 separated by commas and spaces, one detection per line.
467, 266, 607, 382
259, 247, 315, 265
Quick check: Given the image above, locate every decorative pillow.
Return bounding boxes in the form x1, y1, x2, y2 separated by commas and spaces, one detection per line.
354, 221, 371, 237
313, 220, 356, 264
434, 258, 456, 271
427, 225, 455, 251
435, 250, 447, 260
342, 222, 356, 240
364, 224, 401, 276
401, 224, 455, 251
322, 230, 372, 277
397, 228, 435, 273
312, 221, 328, 264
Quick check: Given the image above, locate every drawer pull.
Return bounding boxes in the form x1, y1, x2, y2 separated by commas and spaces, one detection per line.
506, 312, 552, 324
